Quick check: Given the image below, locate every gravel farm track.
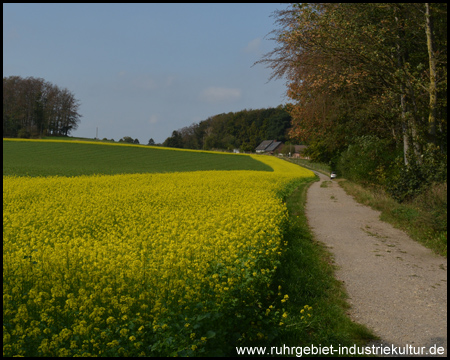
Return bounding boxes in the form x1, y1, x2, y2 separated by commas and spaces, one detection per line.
305, 171, 447, 357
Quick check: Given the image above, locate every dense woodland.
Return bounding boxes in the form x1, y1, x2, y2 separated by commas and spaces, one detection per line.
3, 76, 82, 138
258, 3, 447, 201
162, 106, 293, 151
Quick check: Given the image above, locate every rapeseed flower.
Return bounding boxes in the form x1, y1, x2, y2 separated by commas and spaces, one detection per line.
3, 156, 314, 356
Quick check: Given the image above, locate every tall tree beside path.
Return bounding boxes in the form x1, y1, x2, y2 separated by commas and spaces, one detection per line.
257, 3, 447, 165
424, 3, 440, 144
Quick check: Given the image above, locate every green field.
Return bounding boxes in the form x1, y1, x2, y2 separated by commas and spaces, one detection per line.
3, 139, 272, 176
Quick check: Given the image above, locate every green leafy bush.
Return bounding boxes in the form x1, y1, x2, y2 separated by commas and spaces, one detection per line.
386, 144, 447, 202
338, 137, 447, 203
337, 136, 398, 186
17, 128, 31, 139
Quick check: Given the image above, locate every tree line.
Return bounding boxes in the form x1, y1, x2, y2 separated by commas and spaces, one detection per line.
163, 106, 293, 152
259, 3, 447, 201
3, 76, 82, 138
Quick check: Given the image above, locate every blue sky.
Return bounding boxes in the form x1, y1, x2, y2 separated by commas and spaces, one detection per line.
3, 3, 289, 144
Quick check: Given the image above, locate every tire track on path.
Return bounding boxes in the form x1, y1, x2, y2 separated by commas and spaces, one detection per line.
305, 171, 447, 357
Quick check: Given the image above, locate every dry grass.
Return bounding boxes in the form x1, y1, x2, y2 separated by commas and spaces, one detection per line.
339, 180, 447, 257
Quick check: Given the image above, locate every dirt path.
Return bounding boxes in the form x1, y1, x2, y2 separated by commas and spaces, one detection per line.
305, 171, 447, 357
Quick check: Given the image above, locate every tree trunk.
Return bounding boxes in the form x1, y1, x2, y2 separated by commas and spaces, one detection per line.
401, 93, 409, 165
407, 86, 422, 162
425, 3, 437, 144
395, 11, 410, 166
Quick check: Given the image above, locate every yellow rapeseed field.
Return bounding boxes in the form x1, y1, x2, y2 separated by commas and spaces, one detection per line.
3, 155, 314, 356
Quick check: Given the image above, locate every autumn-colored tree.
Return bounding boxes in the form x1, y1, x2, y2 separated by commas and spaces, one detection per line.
258, 3, 447, 165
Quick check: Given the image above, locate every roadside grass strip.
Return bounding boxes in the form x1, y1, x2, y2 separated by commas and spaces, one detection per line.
3, 154, 314, 356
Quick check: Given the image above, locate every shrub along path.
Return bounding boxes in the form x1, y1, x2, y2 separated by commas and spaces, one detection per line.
305, 171, 447, 356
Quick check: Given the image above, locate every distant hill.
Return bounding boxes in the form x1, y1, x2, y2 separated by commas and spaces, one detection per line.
163, 106, 293, 152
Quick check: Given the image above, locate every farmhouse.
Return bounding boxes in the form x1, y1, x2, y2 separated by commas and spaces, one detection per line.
255, 140, 284, 154
292, 145, 309, 159
255, 141, 309, 158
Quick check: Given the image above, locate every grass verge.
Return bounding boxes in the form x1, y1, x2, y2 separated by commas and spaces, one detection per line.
338, 180, 447, 257
252, 177, 377, 356
287, 158, 331, 177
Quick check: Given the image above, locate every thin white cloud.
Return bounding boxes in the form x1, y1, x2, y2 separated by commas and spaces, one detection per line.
199, 87, 242, 103
243, 37, 262, 53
